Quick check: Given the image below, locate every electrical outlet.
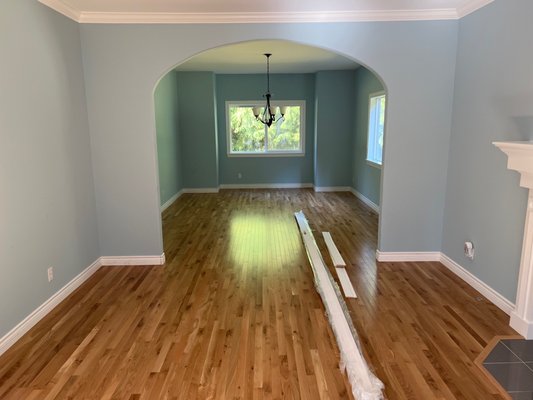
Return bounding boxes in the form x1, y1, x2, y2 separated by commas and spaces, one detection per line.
464, 242, 475, 261
47, 267, 54, 282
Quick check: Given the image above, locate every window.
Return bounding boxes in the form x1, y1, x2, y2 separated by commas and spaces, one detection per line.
366, 92, 386, 168
226, 101, 305, 156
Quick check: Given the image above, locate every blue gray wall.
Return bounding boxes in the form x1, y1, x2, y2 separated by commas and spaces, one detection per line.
6, 0, 531, 342
442, 0, 533, 302
314, 71, 356, 188
216, 73, 315, 185
80, 21, 458, 256
352, 68, 385, 206
0, 0, 99, 337
176, 72, 219, 189
155, 71, 183, 206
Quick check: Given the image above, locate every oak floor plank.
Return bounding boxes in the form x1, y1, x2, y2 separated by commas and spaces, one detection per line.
0, 189, 517, 399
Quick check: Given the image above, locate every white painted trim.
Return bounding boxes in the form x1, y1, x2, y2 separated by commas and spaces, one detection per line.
510, 313, 533, 340
77, 10, 460, 24
100, 254, 166, 266
160, 190, 183, 212
182, 188, 219, 194
219, 183, 313, 189
493, 142, 533, 337
38, 0, 81, 21
350, 188, 380, 214
375, 251, 515, 317
314, 186, 351, 193
76, 10, 460, 24
457, 0, 494, 18
440, 253, 515, 316
366, 160, 382, 170
0, 258, 102, 357
225, 100, 306, 158
376, 251, 441, 262
39, 0, 493, 23
336, 268, 357, 298
323, 232, 346, 267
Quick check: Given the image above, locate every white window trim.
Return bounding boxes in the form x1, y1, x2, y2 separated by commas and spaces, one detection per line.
366, 159, 382, 170
366, 91, 386, 169
226, 100, 306, 157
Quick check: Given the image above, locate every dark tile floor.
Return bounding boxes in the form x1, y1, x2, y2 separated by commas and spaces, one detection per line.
483, 339, 533, 399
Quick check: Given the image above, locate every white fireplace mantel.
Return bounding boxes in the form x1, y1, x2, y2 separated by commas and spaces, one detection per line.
494, 141, 533, 339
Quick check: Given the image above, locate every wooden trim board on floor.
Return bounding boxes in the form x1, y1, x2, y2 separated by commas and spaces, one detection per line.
323, 232, 346, 267
335, 268, 357, 298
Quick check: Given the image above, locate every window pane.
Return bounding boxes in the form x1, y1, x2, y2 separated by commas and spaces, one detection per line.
267, 106, 301, 151
375, 96, 385, 163
367, 94, 386, 165
229, 106, 266, 152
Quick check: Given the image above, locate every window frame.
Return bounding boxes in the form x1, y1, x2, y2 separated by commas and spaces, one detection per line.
366, 91, 386, 169
226, 100, 306, 157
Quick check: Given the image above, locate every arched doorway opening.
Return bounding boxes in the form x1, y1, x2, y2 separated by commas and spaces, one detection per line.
152, 39, 388, 263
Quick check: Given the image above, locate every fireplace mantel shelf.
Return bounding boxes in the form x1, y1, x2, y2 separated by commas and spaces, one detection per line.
494, 141, 533, 339
494, 141, 533, 189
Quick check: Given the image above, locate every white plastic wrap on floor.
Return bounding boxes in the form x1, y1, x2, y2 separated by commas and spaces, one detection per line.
294, 211, 384, 400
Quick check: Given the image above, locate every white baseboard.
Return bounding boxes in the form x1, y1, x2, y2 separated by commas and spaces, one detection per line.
350, 188, 380, 214
314, 186, 351, 192
440, 253, 515, 315
376, 250, 441, 262
100, 254, 166, 266
510, 312, 533, 340
0, 258, 102, 357
219, 183, 313, 189
182, 188, 219, 193
160, 190, 183, 212
376, 251, 515, 316
0, 253, 167, 357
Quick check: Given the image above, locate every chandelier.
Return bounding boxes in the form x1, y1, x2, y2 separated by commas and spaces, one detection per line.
252, 53, 287, 127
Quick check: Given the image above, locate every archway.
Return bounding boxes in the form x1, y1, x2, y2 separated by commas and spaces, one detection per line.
152, 39, 388, 260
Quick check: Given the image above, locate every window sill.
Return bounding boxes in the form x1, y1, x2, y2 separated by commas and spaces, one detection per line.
366, 160, 382, 169
228, 152, 305, 158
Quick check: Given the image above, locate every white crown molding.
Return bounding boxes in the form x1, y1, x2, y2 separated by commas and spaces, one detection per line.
39, 0, 493, 24
38, 0, 81, 21
100, 254, 166, 266
220, 183, 313, 189
457, 0, 494, 18
350, 188, 380, 214
77, 9, 459, 24
0, 258, 101, 357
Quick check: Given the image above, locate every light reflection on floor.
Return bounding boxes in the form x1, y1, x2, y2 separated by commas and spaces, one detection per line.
228, 212, 301, 269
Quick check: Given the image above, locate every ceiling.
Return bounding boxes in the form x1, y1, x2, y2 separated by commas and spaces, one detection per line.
176, 41, 360, 74
39, 0, 494, 23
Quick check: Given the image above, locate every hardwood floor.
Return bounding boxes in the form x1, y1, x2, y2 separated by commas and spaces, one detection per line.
0, 189, 517, 399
